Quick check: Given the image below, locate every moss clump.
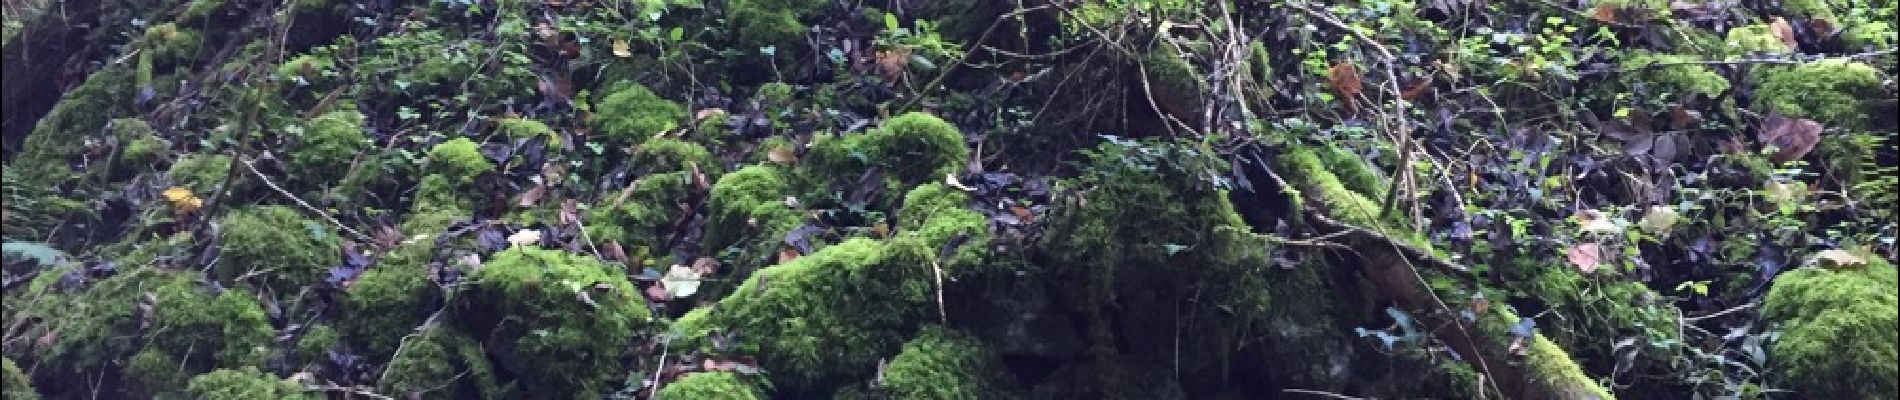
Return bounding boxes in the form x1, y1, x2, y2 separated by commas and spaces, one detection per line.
655, 372, 766, 400
277, 54, 337, 86
142, 23, 205, 62
15, 65, 134, 187
21, 268, 274, 396
585, 171, 694, 249
113, 118, 167, 168
1621, 52, 1732, 98
1277, 145, 1392, 229
757, 81, 794, 106
1761, 260, 1898, 399
3, 358, 40, 400
216, 205, 341, 289
691, 239, 927, 393
338, 248, 437, 356
809, 112, 969, 186
1142, 42, 1206, 115
1753, 59, 1884, 126
185, 367, 315, 400
124, 348, 192, 395
379, 329, 507, 399
292, 110, 369, 180
594, 84, 686, 142
497, 117, 559, 146
881, 326, 1020, 399
728, 0, 822, 52
705, 165, 801, 254
450, 247, 651, 395
632, 138, 720, 175
416, 137, 496, 212
897, 183, 990, 274
168, 153, 233, 193
1843, 21, 1896, 49
1725, 24, 1794, 53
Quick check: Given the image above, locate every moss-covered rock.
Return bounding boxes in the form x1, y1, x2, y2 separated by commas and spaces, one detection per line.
655, 372, 766, 400
585, 171, 695, 249
896, 183, 990, 274
142, 23, 205, 63
168, 153, 234, 193
594, 84, 686, 142
1761, 260, 1898, 399
19, 268, 274, 396
1753, 59, 1884, 126
379, 329, 508, 399
704, 165, 801, 255
416, 137, 496, 212
687, 238, 928, 393
808, 112, 969, 186
291, 109, 369, 183
216, 205, 342, 290
14, 65, 134, 187
497, 117, 558, 145
631, 138, 720, 175
881, 326, 1020, 399
1725, 24, 1794, 53
728, 0, 823, 54
450, 247, 651, 396
185, 367, 316, 400
2, 358, 38, 400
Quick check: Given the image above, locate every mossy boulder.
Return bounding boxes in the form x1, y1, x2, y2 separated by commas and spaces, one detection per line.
169, 153, 234, 193
291, 110, 369, 181
2, 358, 37, 400
416, 137, 496, 212
704, 165, 801, 256
896, 183, 991, 274
685, 238, 930, 394
337, 245, 438, 357
880, 326, 1021, 399
14, 65, 134, 187
1761, 260, 1898, 399
632, 138, 721, 175
185, 367, 316, 400
655, 372, 766, 400
216, 205, 342, 290
379, 329, 508, 399
1725, 24, 1793, 53
1753, 59, 1884, 126
19, 268, 273, 396
497, 117, 558, 146
585, 171, 695, 249
594, 84, 687, 142
450, 247, 652, 396
1621, 52, 1731, 98
809, 112, 969, 186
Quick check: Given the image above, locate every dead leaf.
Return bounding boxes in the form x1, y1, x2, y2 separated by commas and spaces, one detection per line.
1327, 61, 1363, 114
1575, 209, 1622, 235
1668, 105, 1702, 129
1810, 18, 1836, 37
1567, 243, 1604, 273
944, 173, 976, 192
612, 39, 633, 58
767, 145, 798, 165
1769, 17, 1798, 49
1469, 293, 1491, 315
1638, 205, 1679, 234
1758, 113, 1822, 164
1592, 4, 1618, 23
645, 284, 671, 302
603, 240, 628, 262
1812, 249, 1868, 269
691, 257, 720, 275
1009, 206, 1036, 224
507, 230, 542, 247
560, 199, 581, 226
777, 248, 800, 264
695, 108, 728, 121
517, 184, 548, 207
690, 162, 711, 192
875, 48, 911, 83
662, 265, 704, 298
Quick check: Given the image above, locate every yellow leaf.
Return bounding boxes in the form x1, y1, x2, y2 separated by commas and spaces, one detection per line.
1812, 249, 1867, 269
162, 187, 202, 213
612, 39, 632, 58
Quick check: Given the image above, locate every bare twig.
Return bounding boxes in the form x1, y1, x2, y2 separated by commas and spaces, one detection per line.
238, 156, 374, 243
1285, 3, 1416, 222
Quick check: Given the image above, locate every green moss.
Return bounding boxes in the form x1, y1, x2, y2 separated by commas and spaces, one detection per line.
451, 247, 651, 396
277, 54, 335, 85
497, 117, 559, 146
692, 238, 926, 392
379, 329, 507, 399
881, 326, 1020, 399
757, 81, 794, 106
1277, 145, 1393, 229
124, 348, 191, 395
693, 113, 734, 145
1761, 261, 1898, 399
185, 367, 315, 400
808, 112, 969, 186
338, 251, 436, 356
182, 0, 225, 21
1477, 309, 1617, 399
216, 205, 341, 290
1753, 59, 1884, 126
1143, 42, 1205, 114
594, 84, 686, 142
295, 324, 339, 363
897, 184, 990, 274
426, 137, 495, 180
142, 23, 204, 63
1622, 52, 1732, 98
21, 268, 273, 396
632, 138, 720, 175
655, 372, 766, 400
1, 358, 36, 400
113, 118, 166, 167
1725, 24, 1793, 54
292, 110, 369, 179
705, 165, 800, 254
585, 171, 695, 249
728, 0, 822, 51
168, 153, 233, 193
1843, 21, 1896, 49
15, 65, 134, 187
1781, 0, 1839, 21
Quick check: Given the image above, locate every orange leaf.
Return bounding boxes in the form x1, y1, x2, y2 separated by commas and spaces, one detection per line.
1567, 243, 1604, 273
1769, 17, 1798, 49
1592, 4, 1618, 24
778, 248, 801, 264
1327, 61, 1362, 99
875, 49, 910, 83
1758, 113, 1822, 164
1010, 206, 1036, 224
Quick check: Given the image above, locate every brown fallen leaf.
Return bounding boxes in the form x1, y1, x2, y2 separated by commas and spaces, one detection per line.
1567, 243, 1604, 273
876, 48, 911, 83
1592, 3, 1618, 24
778, 247, 801, 264
767, 145, 798, 165
691, 257, 720, 275
1812, 248, 1868, 269
1757, 113, 1822, 164
1328, 61, 1363, 113
690, 162, 711, 192
645, 284, 672, 302
695, 108, 728, 121
1668, 105, 1702, 129
560, 199, 581, 226
1009, 206, 1036, 224
517, 183, 548, 208
1810, 18, 1836, 37
1769, 17, 1798, 49
603, 240, 628, 262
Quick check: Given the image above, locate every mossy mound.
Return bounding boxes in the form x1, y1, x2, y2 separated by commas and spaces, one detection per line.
594, 83, 687, 142
216, 205, 342, 290
291, 109, 369, 183
1621, 52, 1731, 98
185, 367, 315, 400
809, 112, 970, 186
416, 137, 496, 212
169, 153, 234, 193
449, 247, 652, 396
880, 326, 1022, 399
1761, 260, 1898, 399
379, 329, 509, 399
704, 165, 801, 260
655, 372, 766, 400
17, 268, 273, 397
2, 358, 37, 400
896, 183, 991, 274
1753, 59, 1884, 126
586, 170, 696, 249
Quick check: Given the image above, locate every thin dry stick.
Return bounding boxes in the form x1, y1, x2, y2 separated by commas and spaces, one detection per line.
239, 156, 374, 243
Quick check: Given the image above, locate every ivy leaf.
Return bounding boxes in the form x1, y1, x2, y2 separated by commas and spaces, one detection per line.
884, 12, 901, 32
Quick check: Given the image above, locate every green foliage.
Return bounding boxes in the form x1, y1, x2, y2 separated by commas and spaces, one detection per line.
1753, 60, 1884, 126
1724, 24, 1793, 53
142, 23, 204, 63
216, 205, 342, 290
896, 183, 990, 274
655, 372, 765, 400
880, 326, 1021, 399
594, 84, 687, 142
185, 367, 315, 400
451, 247, 651, 396
497, 117, 558, 146
2, 358, 38, 400
1761, 260, 1898, 399
809, 112, 969, 186
705, 165, 800, 254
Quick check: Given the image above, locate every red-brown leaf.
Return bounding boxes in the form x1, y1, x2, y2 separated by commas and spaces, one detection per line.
1758, 113, 1823, 164
1327, 61, 1363, 99
1567, 243, 1604, 273
1592, 4, 1618, 23
1769, 17, 1798, 49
